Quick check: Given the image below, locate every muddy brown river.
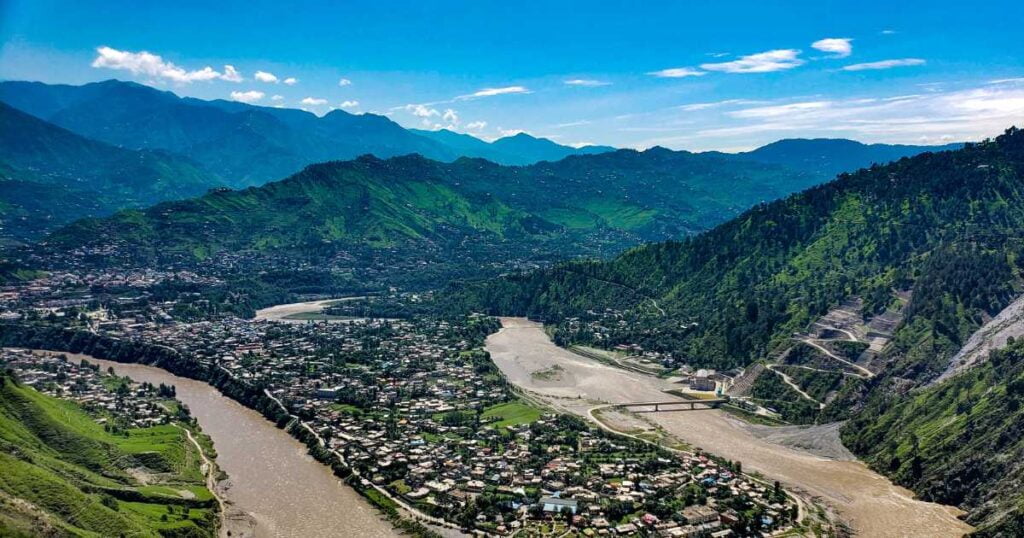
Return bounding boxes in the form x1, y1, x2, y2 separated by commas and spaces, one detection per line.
486, 318, 972, 538
58, 353, 397, 538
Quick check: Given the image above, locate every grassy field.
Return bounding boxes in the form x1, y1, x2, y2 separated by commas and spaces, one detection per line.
481, 401, 542, 429
0, 376, 218, 537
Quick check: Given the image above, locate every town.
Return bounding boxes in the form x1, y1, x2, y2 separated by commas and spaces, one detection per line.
0, 270, 799, 537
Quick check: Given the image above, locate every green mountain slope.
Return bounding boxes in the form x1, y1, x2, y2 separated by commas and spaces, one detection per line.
44, 155, 542, 261
841, 339, 1024, 535
0, 102, 223, 241
0, 373, 217, 537
42, 146, 822, 272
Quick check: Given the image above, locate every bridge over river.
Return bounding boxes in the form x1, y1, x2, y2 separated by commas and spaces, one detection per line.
616, 398, 729, 412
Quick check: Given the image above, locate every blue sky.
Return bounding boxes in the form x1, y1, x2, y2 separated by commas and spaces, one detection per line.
1, 0, 1022, 151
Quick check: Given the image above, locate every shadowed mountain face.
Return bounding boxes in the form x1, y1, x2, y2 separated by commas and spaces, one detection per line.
0, 102, 223, 242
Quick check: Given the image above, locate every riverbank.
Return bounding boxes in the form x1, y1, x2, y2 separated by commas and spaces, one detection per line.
43, 352, 399, 538
0, 319, 430, 537
485, 317, 973, 538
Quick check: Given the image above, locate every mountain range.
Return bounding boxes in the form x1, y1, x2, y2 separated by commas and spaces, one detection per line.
736, 137, 964, 176
410, 128, 615, 165
0, 79, 963, 244
0, 80, 615, 187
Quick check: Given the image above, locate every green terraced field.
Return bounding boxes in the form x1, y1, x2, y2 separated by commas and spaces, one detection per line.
0, 375, 219, 537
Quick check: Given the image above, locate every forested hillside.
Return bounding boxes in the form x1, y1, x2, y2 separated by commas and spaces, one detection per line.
41, 146, 822, 274
447, 128, 1024, 371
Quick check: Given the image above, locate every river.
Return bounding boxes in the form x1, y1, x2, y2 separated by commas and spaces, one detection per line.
485, 317, 973, 538
58, 353, 398, 538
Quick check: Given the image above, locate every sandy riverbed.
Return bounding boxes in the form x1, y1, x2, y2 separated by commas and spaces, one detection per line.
254, 298, 364, 322
486, 317, 972, 538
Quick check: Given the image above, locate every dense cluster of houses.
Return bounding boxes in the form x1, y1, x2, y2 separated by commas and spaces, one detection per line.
0, 268, 798, 536
1, 348, 184, 429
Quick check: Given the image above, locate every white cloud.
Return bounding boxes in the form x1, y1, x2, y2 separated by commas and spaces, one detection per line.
271, 94, 284, 101
338, 78, 352, 86
677, 99, 764, 112
465, 121, 487, 131
91, 46, 243, 83
283, 77, 298, 85
254, 70, 278, 83
551, 120, 591, 128
456, 86, 530, 100
442, 108, 459, 124
702, 86, 1022, 145
405, 104, 439, 117
728, 101, 832, 119
700, 49, 804, 73
301, 97, 328, 105
842, 58, 926, 71
564, 79, 611, 87
648, 67, 705, 78
631, 83, 1024, 151
221, 65, 243, 82
230, 90, 265, 103
340, 100, 359, 108
811, 38, 853, 58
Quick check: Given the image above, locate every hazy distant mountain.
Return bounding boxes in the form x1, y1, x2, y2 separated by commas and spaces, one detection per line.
412, 129, 615, 165
0, 102, 222, 241
0, 80, 616, 186
737, 137, 963, 176
0, 80, 460, 186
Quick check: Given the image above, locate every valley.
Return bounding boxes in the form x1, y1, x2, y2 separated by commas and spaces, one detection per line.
0, 27, 1020, 536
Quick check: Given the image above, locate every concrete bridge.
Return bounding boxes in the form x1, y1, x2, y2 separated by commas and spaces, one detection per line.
615, 398, 729, 413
